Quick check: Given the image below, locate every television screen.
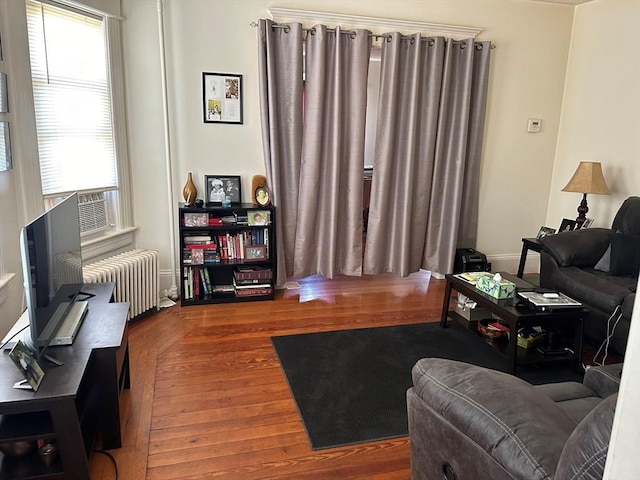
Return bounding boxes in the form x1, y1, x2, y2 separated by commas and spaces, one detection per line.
20, 193, 84, 359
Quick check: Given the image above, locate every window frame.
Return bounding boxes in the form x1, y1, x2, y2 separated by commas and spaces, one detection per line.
24, 0, 135, 260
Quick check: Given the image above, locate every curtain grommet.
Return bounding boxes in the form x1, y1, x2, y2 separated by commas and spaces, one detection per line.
284, 25, 291, 34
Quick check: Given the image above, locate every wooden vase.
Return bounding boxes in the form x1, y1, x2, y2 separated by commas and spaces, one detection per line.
182, 172, 197, 206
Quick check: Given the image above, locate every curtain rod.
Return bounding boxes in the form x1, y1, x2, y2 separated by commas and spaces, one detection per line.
250, 21, 495, 49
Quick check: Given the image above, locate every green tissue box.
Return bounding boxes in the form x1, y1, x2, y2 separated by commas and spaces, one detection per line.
476, 274, 516, 299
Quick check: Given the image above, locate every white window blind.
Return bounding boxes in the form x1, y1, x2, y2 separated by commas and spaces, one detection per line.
26, 0, 118, 196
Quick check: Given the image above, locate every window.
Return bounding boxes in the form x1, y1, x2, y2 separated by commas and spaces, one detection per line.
26, 0, 131, 238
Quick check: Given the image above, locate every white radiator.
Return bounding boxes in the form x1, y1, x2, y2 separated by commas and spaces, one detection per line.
83, 249, 160, 320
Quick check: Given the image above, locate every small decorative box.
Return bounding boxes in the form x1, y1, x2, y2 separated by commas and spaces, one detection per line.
476, 274, 516, 299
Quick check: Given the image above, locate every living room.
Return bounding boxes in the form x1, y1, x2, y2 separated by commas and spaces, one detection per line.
0, 0, 638, 478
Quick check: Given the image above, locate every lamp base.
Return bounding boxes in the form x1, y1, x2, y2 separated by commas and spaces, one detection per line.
575, 193, 588, 228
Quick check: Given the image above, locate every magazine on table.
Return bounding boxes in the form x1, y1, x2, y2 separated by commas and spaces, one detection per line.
517, 291, 582, 310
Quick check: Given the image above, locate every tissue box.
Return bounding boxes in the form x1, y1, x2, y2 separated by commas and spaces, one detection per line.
476, 274, 516, 299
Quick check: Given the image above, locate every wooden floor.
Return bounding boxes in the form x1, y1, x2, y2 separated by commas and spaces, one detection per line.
89, 271, 445, 480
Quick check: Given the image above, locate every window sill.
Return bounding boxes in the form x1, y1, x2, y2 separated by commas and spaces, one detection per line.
0, 273, 16, 306
81, 226, 138, 263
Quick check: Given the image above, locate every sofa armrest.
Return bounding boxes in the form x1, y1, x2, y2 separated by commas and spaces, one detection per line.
411, 359, 576, 479
540, 228, 613, 267
583, 363, 623, 398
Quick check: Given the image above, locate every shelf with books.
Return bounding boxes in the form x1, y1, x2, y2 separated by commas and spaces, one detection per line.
178, 203, 276, 305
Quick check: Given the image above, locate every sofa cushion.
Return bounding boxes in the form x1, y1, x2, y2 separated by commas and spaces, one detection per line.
593, 244, 611, 272
555, 394, 617, 480
609, 233, 640, 277
545, 265, 633, 315
534, 382, 602, 424
541, 228, 612, 267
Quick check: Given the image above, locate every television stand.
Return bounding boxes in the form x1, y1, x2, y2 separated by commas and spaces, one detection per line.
0, 282, 129, 480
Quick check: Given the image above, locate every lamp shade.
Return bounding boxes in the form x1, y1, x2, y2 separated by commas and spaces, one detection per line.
561, 161, 611, 195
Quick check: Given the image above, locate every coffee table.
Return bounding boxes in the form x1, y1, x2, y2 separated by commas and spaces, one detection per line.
440, 272, 586, 374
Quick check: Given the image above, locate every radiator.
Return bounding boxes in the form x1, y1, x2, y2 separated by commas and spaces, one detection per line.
83, 249, 160, 320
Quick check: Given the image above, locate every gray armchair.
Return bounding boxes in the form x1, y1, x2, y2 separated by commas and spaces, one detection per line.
407, 358, 622, 480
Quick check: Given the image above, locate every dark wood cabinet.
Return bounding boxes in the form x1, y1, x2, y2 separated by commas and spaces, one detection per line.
0, 283, 129, 479
179, 203, 276, 305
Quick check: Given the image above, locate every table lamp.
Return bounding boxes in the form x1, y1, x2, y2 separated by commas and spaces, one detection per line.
561, 161, 610, 227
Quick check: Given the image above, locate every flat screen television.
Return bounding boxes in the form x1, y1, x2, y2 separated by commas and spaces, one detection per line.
19, 192, 86, 364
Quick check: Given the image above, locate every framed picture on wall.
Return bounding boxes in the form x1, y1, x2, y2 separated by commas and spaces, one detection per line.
202, 72, 243, 124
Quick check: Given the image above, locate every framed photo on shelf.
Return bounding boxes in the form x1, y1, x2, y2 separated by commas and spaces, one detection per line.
202, 72, 243, 124
205, 175, 242, 205
9, 340, 45, 391
254, 186, 271, 206
536, 226, 556, 239
248, 210, 270, 226
581, 217, 595, 229
245, 245, 267, 261
558, 218, 577, 233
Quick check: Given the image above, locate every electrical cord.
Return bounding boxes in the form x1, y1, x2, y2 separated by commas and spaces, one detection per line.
94, 450, 118, 479
0, 324, 28, 351
592, 305, 623, 366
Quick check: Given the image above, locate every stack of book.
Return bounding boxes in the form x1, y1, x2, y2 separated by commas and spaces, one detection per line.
233, 266, 272, 297
183, 233, 220, 265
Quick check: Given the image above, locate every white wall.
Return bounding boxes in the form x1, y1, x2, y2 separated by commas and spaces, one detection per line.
553, 1, 640, 475
121, 0, 576, 288
546, 0, 640, 230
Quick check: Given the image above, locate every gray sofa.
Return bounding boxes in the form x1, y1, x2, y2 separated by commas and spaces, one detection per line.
407, 358, 622, 480
540, 196, 640, 355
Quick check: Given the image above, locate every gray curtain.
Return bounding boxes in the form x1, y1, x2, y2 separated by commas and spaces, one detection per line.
258, 21, 371, 281
364, 36, 491, 276
257, 20, 304, 284
293, 26, 372, 278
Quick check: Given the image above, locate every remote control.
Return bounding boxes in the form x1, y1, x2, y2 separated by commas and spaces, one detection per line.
542, 293, 559, 298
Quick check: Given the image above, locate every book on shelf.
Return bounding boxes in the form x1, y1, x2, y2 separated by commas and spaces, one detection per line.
184, 235, 213, 243
234, 266, 272, 280
212, 284, 235, 293
233, 277, 271, 289
235, 287, 273, 297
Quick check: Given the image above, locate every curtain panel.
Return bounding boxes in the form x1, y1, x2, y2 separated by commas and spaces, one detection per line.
293, 26, 372, 278
257, 20, 304, 284
258, 21, 372, 282
258, 21, 491, 281
364, 36, 491, 276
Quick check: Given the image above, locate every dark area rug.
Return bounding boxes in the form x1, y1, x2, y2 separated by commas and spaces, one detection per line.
271, 321, 583, 449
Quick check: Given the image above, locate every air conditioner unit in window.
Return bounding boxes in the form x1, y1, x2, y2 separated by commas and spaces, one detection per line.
78, 192, 109, 235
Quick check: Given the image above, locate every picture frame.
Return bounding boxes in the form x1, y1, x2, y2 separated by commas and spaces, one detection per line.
0, 72, 8, 113
9, 340, 45, 391
558, 218, 577, 233
202, 72, 243, 124
205, 175, 242, 205
248, 210, 270, 226
0, 122, 11, 172
536, 226, 556, 239
254, 186, 271, 206
183, 212, 209, 227
245, 245, 267, 261
581, 217, 595, 229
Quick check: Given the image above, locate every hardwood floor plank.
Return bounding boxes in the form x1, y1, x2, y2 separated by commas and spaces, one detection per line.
92, 271, 441, 479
